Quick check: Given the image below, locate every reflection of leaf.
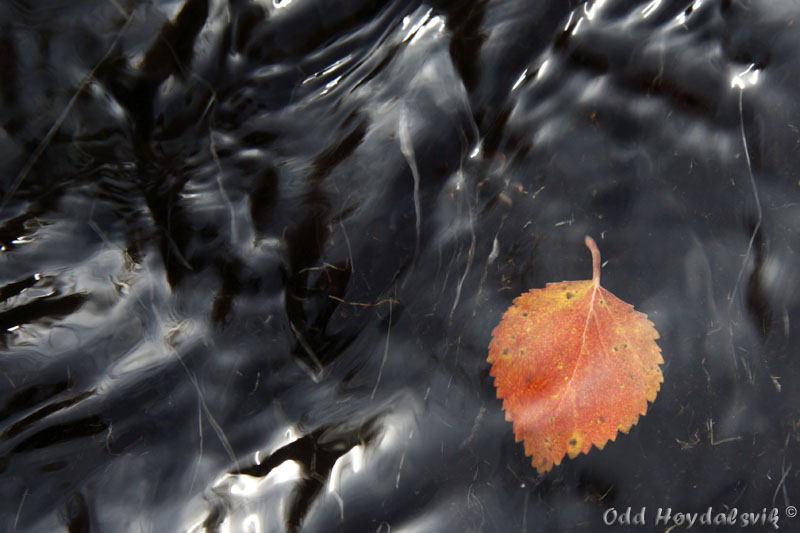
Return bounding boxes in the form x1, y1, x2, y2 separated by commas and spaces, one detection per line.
488, 236, 663, 473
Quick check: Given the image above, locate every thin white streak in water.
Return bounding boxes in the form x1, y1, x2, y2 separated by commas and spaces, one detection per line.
402, 8, 432, 43
209, 127, 238, 243
476, 218, 505, 305
331, 491, 345, 522
771, 452, 791, 508
726, 82, 762, 374
450, 172, 476, 322
563, 11, 575, 31
458, 405, 486, 450
571, 17, 584, 36
488, 236, 499, 265
537, 59, 550, 81
584, 0, 607, 21
371, 295, 393, 400
511, 69, 527, 91
641, 0, 662, 19
289, 321, 323, 382
190, 393, 204, 494
340, 220, 355, 274
395, 451, 406, 489
13, 488, 27, 531
173, 348, 240, 472
399, 111, 422, 272
108, 0, 128, 17
521, 491, 529, 533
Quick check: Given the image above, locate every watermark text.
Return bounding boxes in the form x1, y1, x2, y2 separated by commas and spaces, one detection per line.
602, 506, 793, 530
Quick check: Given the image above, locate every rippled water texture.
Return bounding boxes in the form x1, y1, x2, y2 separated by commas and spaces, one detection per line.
1, 0, 799, 531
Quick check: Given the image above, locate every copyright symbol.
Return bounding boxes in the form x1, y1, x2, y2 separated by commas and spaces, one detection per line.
788, 506, 797, 518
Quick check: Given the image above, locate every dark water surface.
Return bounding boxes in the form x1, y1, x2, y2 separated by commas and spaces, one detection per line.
1, 0, 799, 531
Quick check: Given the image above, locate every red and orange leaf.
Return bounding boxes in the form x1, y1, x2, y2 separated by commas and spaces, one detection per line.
488, 236, 663, 473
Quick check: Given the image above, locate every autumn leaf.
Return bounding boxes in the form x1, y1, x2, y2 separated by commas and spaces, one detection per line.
488, 236, 663, 473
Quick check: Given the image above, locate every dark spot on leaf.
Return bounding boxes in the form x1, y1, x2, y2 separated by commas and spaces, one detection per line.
568, 438, 577, 446
566, 293, 573, 299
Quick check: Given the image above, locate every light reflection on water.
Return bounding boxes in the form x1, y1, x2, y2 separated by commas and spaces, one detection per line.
0, 0, 798, 531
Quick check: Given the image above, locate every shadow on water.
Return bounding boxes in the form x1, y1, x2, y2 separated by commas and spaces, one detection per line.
0, 0, 799, 531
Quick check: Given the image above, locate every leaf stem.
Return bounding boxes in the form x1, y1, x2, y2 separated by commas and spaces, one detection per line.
584, 235, 601, 287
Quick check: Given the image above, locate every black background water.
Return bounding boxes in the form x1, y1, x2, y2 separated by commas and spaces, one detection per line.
1, 0, 798, 531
